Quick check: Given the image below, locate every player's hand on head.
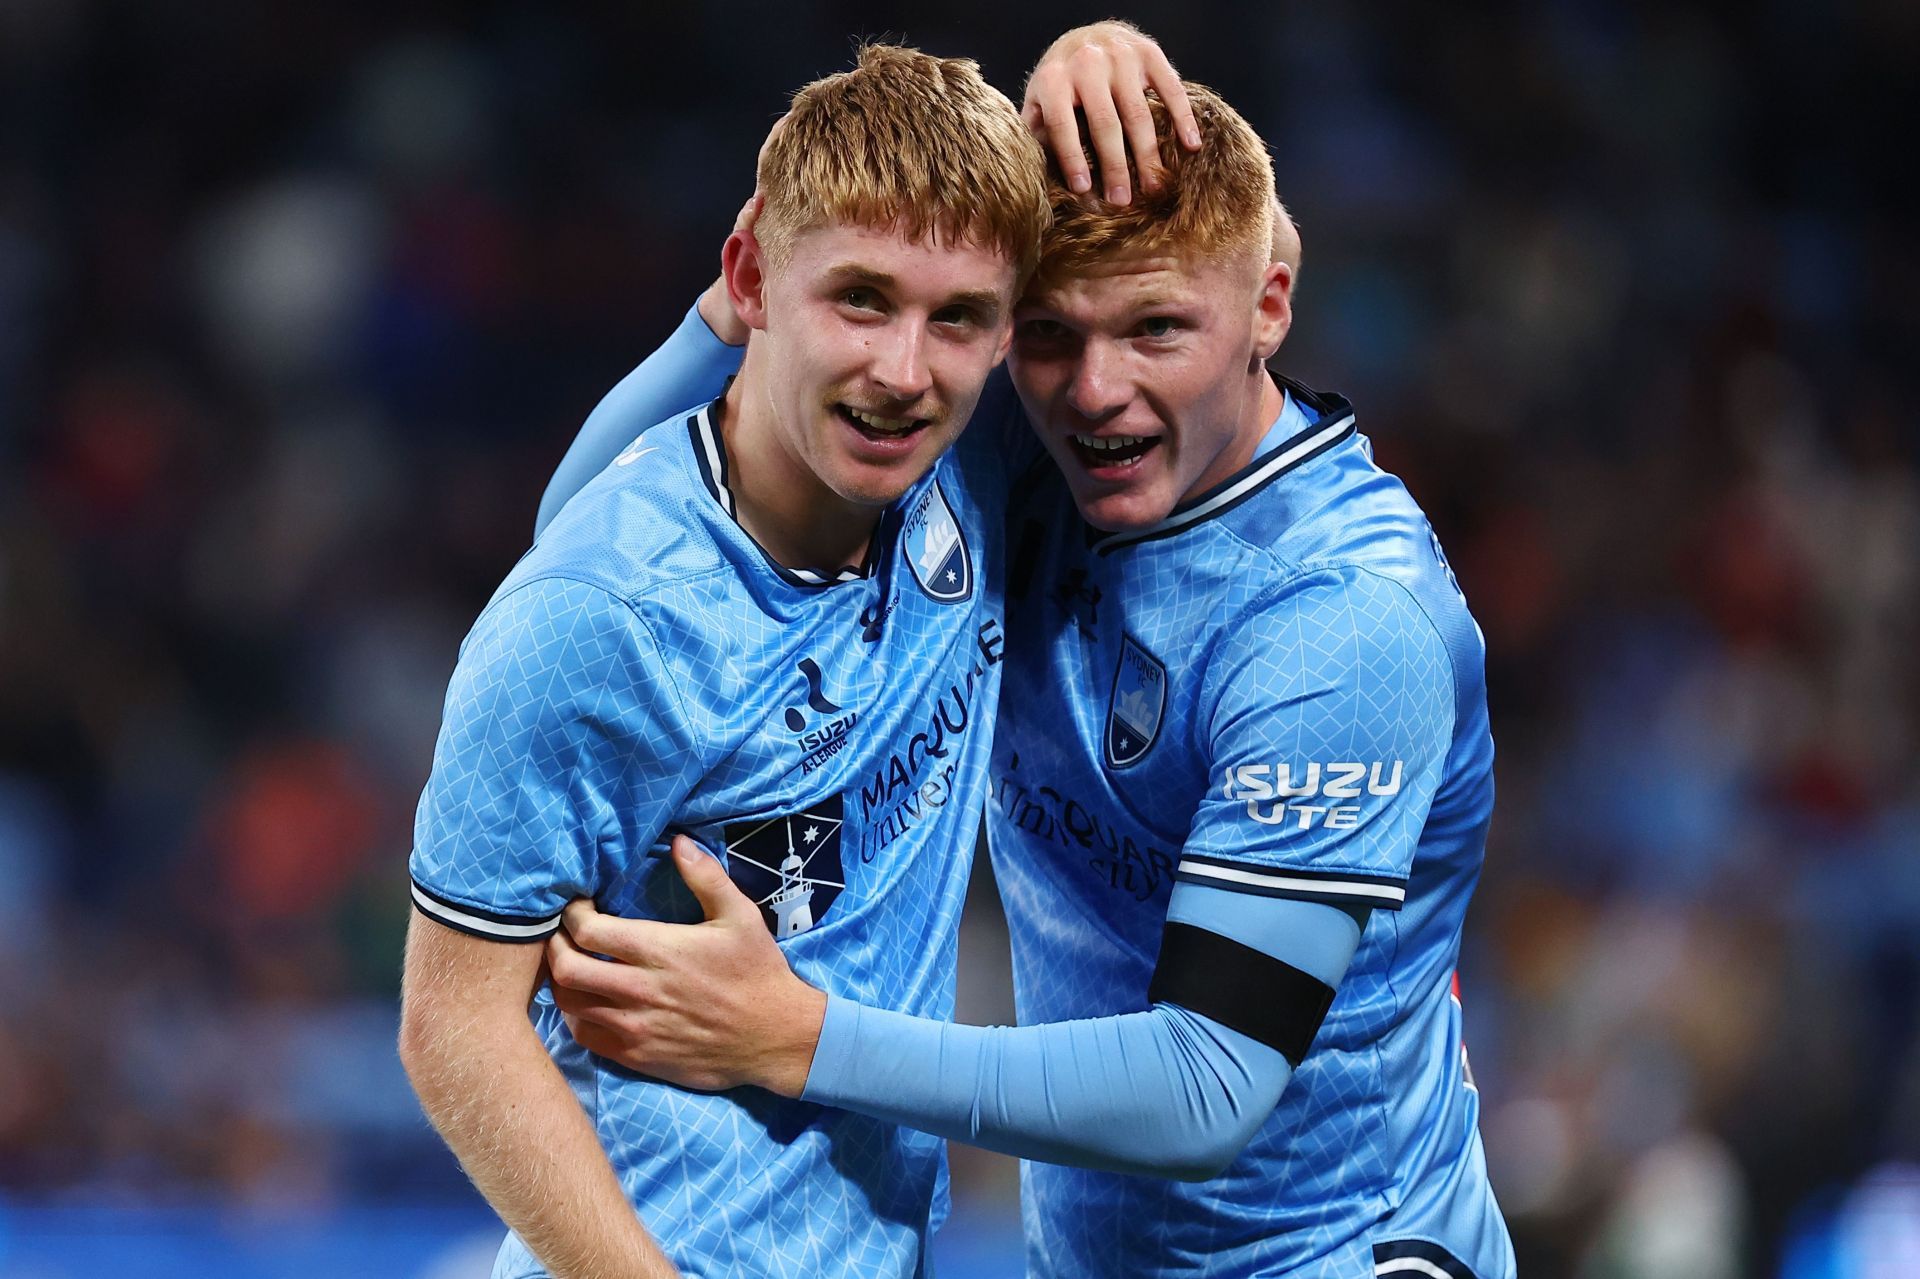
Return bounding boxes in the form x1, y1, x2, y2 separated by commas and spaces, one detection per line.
1023, 21, 1200, 206
545, 836, 826, 1096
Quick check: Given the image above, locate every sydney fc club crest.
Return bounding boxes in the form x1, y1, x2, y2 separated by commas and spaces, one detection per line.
903, 481, 972, 602
1106, 635, 1167, 769
722, 795, 846, 939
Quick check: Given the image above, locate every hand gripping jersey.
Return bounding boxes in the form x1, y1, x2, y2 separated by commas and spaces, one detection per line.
990, 382, 1515, 1279
411, 397, 1010, 1279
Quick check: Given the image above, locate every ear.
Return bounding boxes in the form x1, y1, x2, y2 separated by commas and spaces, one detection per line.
991, 316, 1015, 367
1251, 258, 1293, 363
723, 229, 772, 332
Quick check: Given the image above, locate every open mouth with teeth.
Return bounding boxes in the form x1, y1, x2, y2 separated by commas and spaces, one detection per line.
1070, 433, 1160, 469
837, 403, 931, 441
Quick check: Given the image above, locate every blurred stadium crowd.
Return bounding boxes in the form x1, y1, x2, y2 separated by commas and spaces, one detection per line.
1, 2, 1916, 1275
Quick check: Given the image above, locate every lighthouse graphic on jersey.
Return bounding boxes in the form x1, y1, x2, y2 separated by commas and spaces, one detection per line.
721, 795, 846, 939
767, 846, 816, 937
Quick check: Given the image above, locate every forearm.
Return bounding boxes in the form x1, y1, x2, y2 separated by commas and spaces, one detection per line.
405, 1006, 676, 1278
798, 887, 1365, 1180
802, 996, 1287, 1181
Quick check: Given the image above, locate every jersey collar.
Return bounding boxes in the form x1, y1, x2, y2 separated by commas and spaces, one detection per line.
687, 395, 880, 587
1087, 377, 1356, 556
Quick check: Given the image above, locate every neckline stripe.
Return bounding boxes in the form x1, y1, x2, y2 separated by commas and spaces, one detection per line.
693, 403, 733, 517
689, 400, 873, 586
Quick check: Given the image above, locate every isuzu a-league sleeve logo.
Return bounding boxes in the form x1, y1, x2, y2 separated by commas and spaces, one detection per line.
903, 481, 972, 602
720, 795, 846, 939
1106, 635, 1167, 769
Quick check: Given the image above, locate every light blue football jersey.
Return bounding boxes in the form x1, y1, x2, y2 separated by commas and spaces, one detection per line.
411, 395, 1011, 1279
989, 381, 1515, 1279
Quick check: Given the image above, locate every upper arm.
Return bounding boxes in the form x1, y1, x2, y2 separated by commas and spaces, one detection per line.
1151, 883, 1366, 1079
401, 907, 548, 1041
397, 908, 556, 1108
409, 576, 702, 942
1150, 570, 1450, 1071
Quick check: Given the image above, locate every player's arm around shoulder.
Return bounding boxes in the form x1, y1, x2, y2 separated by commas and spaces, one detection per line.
535, 192, 760, 535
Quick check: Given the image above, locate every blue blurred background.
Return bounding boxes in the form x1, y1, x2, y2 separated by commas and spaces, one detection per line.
2, 1, 1916, 1275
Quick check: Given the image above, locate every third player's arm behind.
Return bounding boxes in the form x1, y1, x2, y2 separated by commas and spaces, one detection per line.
535, 280, 745, 537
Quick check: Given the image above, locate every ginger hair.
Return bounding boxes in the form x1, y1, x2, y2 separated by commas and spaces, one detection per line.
1036, 82, 1295, 287
756, 44, 1050, 286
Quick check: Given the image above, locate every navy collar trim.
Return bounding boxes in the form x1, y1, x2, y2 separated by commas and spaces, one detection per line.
688, 398, 873, 586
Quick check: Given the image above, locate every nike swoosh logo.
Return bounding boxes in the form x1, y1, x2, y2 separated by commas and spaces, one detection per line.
615, 445, 660, 467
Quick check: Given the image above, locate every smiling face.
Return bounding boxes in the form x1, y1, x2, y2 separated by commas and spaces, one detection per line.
1010, 246, 1289, 532
739, 219, 1017, 513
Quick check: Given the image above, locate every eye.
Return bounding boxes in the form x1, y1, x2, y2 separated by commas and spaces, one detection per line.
1018, 318, 1069, 341
932, 305, 978, 328
841, 287, 883, 311
1138, 316, 1181, 339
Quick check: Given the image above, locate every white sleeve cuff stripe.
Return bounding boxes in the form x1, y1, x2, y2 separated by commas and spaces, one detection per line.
410, 884, 560, 939
1377, 1260, 1456, 1279
1176, 859, 1408, 904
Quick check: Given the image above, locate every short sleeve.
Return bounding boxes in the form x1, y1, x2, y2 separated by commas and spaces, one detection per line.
409, 576, 700, 940
1179, 567, 1455, 912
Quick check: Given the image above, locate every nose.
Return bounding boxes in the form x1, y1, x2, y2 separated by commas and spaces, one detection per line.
1064, 339, 1127, 421
872, 320, 933, 401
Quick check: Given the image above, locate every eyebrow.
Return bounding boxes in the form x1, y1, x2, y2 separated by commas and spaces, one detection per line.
1124, 293, 1200, 315
824, 264, 898, 290
824, 264, 1003, 322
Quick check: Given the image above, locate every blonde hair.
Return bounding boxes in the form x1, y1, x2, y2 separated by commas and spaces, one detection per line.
1035, 82, 1282, 287
756, 44, 1050, 285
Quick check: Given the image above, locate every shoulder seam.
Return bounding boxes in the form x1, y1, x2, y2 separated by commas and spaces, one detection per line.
1210, 519, 1307, 581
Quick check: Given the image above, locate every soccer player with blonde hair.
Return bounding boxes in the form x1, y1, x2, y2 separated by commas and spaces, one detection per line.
401, 43, 1045, 1279
539, 23, 1514, 1279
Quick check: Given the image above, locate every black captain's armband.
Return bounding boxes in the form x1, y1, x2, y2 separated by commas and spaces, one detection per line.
1148, 922, 1336, 1066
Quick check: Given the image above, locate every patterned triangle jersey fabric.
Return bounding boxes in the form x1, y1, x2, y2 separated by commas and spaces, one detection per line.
410, 396, 1012, 1279
990, 384, 1516, 1278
